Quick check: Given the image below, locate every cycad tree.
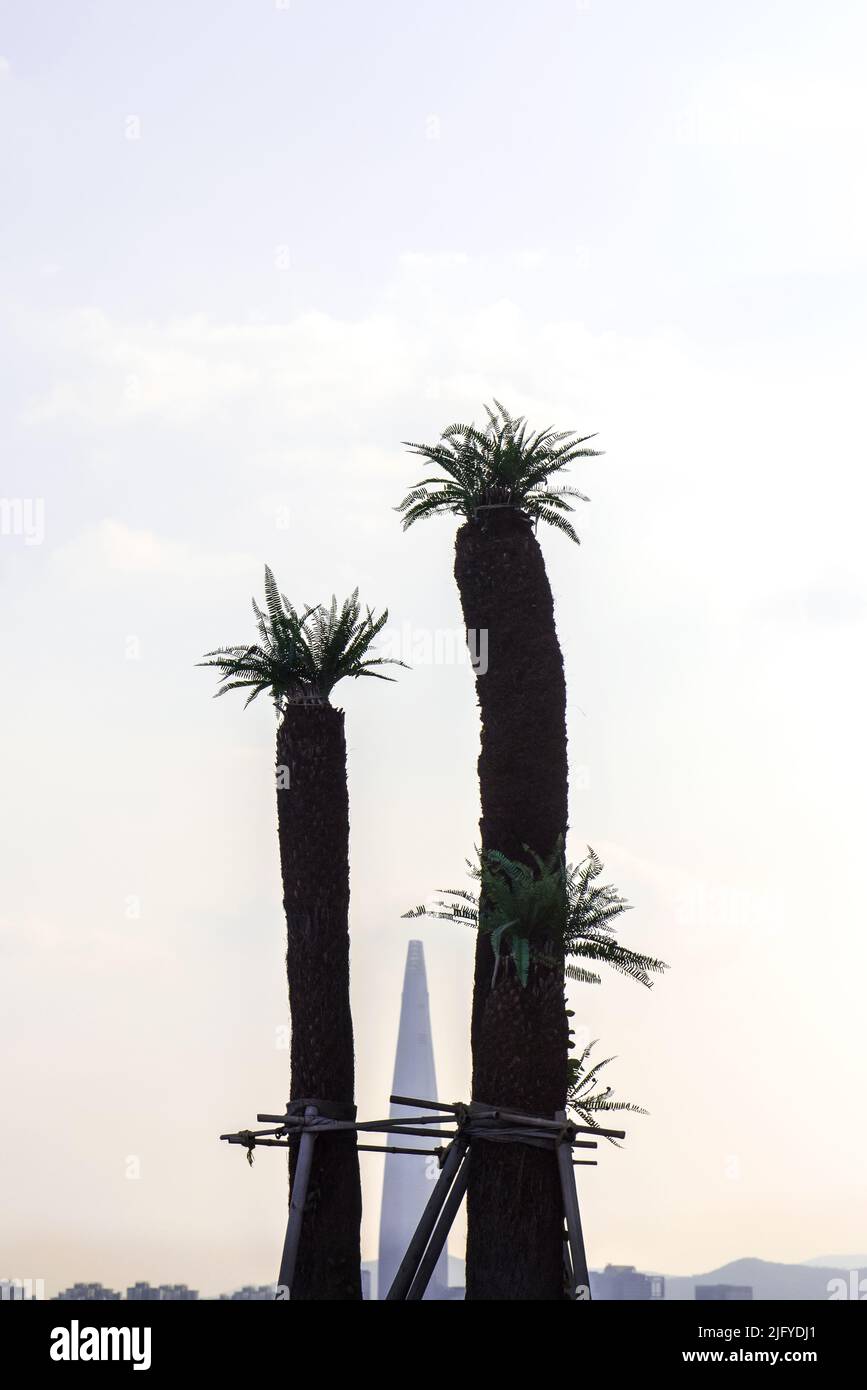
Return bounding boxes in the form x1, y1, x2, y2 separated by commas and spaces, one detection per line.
200, 568, 405, 1300
398, 401, 602, 1299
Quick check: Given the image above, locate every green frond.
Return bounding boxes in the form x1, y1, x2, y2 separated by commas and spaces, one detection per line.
564, 964, 603, 986
567, 1039, 648, 1145
527, 506, 582, 543
198, 567, 407, 712
546, 484, 592, 503
405, 842, 667, 994
397, 402, 602, 539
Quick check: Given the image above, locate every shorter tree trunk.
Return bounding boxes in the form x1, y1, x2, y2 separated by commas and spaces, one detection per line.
276, 703, 362, 1301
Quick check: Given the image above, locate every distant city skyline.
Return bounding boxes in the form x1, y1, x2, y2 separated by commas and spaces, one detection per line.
5, 1254, 864, 1302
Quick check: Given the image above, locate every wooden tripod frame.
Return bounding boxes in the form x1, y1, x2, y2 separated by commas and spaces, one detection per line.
221, 1093, 625, 1300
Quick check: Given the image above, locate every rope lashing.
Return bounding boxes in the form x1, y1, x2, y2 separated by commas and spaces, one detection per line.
220, 1095, 624, 1165
237, 1130, 257, 1166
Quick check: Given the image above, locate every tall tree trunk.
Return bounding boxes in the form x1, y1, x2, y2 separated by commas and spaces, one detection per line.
455, 508, 570, 1300
275, 702, 362, 1300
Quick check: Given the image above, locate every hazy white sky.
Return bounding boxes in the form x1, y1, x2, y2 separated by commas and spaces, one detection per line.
2, 0, 866, 1296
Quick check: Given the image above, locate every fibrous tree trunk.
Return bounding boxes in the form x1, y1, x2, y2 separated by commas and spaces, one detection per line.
455, 508, 570, 1300
275, 702, 362, 1300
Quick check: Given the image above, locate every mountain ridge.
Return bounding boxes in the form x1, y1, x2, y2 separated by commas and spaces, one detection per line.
660, 1256, 861, 1301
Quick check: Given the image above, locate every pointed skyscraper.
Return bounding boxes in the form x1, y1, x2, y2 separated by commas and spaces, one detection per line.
377, 940, 449, 1299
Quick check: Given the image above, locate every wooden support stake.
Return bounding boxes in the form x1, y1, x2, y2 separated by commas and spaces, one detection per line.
405, 1150, 470, 1301
555, 1110, 591, 1301
385, 1138, 468, 1301
275, 1105, 317, 1298
389, 1094, 459, 1113
357, 1143, 443, 1157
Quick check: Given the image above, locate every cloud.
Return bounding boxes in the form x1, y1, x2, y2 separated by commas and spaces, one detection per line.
53, 519, 258, 582
0, 913, 177, 971
674, 65, 867, 153
17, 293, 680, 441
397, 251, 470, 271
756, 583, 867, 627
667, 63, 867, 275
14, 277, 867, 626
21, 307, 416, 429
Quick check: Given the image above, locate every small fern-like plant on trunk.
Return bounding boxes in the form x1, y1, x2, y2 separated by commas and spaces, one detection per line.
405, 845, 667, 991
567, 1039, 647, 1144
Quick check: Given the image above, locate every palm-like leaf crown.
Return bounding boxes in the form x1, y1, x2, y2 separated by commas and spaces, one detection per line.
404, 845, 668, 989
396, 398, 603, 542
198, 566, 406, 711
567, 1039, 647, 1145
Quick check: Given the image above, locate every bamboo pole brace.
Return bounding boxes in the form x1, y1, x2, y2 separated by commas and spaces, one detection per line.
389, 1094, 460, 1113
224, 1095, 626, 1157
357, 1143, 448, 1157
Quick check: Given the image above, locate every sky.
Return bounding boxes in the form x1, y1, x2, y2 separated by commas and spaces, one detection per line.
1, 0, 866, 1297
